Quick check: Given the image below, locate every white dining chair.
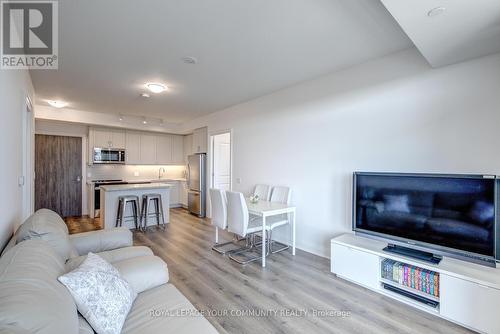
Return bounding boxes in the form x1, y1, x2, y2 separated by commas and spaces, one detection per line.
253, 184, 271, 201
209, 188, 246, 255
209, 188, 229, 253
226, 191, 271, 264
266, 186, 292, 253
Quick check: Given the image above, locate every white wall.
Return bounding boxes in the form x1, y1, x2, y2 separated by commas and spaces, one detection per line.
183, 48, 500, 257
0, 70, 34, 250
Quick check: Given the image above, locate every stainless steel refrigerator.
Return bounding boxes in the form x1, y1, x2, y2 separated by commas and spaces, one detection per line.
187, 153, 206, 217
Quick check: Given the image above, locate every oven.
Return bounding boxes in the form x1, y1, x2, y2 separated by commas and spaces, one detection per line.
94, 180, 128, 215
93, 148, 126, 164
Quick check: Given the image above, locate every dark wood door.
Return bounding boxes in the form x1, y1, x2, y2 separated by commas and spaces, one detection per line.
35, 135, 82, 217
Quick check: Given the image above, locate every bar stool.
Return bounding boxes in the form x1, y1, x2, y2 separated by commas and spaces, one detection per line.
116, 195, 140, 230
140, 193, 165, 231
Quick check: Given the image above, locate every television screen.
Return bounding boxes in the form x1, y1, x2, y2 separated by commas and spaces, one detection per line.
354, 173, 496, 257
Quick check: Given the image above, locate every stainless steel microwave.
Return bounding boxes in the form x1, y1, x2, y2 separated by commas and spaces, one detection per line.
93, 148, 126, 164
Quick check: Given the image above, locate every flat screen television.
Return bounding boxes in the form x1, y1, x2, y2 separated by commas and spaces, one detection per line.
353, 172, 499, 266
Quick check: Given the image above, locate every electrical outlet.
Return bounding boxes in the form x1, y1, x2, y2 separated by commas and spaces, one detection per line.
236, 177, 242, 184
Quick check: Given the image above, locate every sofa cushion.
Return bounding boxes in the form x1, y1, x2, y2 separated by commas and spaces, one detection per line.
0, 240, 79, 334
78, 315, 95, 334
15, 209, 73, 261
58, 253, 137, 334
113, 256, 169, 293
69, 228, 133, 256
65, 246, 154, 272
122, 284, 218, 334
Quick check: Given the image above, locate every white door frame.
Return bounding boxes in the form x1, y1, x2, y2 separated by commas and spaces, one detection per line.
21, 95, 34, 221
207, 129, 233, 218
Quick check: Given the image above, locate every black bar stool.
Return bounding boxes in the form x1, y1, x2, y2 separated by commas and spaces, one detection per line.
140, 193, 165, 231
116, 195, 140, 230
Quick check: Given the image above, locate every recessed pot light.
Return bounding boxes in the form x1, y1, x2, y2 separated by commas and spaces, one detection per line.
146, 83, 167, 94
142, 117, 148, 124
47, 100, 68, 108
141, 93, 150, 98
427, 7, 446, 17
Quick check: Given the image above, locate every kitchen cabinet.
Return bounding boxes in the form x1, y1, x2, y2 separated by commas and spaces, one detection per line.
91, 128, 125, 149
125, 132, 141, 164
167, 181, 180, 206
192, 127, 207, 153
91, 127, 185, 166
172, 135, 184, 164
140, 134, 157, 164
180, 181, 188, 207
93, 129, 110, 148
183, 134, 193, 163
156, 134, 173, 164
111, 130, 126, 148
155, 180, 182, 207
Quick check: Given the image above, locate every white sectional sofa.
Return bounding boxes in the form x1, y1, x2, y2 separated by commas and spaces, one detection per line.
0, 209, 218, 334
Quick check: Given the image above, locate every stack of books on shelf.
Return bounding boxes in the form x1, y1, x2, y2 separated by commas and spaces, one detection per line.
381, 259, 439, 298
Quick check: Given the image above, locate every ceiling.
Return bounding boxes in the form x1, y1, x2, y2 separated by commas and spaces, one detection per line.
381, 0, 500, 67
31, 0, 412, 123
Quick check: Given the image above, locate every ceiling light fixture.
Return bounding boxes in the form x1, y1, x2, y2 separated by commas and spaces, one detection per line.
47, 100, 68, 108
146, 83, 167, 94
118, 114, 124, 121
141, 93, 150, 98
427, 7, 446, 17
182, 56, 198, 64
142, 117, 148, 124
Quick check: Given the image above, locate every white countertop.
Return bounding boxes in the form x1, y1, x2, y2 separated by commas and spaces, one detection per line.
100, 183, 173, 192
87, 178, 186, 186
126, 178, 187, 183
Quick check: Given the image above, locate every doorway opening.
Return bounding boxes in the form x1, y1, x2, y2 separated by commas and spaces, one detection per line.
210, 131, 232, 191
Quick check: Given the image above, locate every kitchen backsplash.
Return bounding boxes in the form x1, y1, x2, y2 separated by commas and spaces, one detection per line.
88, 165, 187, 181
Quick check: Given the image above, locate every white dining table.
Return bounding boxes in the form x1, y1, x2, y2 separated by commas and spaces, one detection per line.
245, 198, 296, 267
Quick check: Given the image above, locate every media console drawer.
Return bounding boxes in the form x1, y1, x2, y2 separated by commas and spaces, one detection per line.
331, 243, 379, 290
440, 274, 500, 334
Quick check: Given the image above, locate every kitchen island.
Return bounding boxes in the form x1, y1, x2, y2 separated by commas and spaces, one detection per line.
100, 183, 172, 230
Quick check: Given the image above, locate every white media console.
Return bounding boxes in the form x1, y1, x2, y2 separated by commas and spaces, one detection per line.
331, 234, 500, 334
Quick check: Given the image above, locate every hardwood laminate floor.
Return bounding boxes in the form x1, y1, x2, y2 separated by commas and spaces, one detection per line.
133, 208, 472, 334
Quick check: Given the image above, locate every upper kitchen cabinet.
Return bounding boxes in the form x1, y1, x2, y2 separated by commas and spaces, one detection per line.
111, 130, 126, 148
91, 128, 126, 149
192, 127, 207, 153
156, 134, 173, 165
172, 135, 184, 164
183, 134, 193, 162
125, 131, 141, 164
140, 133, 157, 164
90, 126, 186, 166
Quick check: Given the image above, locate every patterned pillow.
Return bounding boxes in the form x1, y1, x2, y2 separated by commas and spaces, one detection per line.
58, 253, 137, 334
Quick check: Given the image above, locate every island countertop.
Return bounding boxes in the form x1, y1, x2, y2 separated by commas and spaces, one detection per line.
100, 183, 173, 192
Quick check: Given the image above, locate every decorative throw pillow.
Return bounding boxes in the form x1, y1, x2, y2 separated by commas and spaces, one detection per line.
58, 253, 137, 334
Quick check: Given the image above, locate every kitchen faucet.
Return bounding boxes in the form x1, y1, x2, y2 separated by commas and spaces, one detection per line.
158, 167, 166, 179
